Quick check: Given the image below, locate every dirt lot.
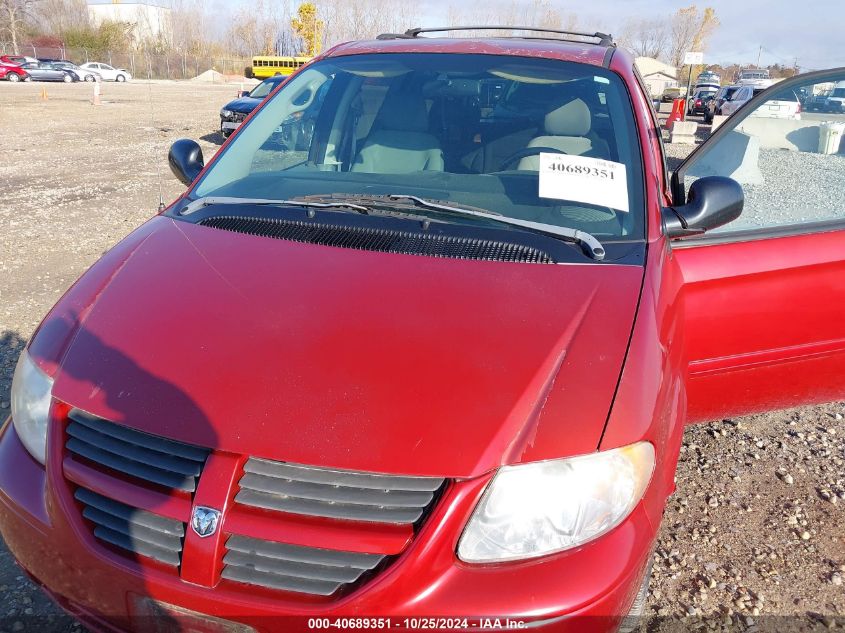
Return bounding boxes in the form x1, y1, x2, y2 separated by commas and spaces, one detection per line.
0, 81, 843, 631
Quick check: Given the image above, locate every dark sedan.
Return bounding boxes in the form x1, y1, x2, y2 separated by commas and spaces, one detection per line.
219, 75, 286, 137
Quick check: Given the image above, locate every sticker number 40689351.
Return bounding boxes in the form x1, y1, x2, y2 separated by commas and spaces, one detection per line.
538, 153, 629, 213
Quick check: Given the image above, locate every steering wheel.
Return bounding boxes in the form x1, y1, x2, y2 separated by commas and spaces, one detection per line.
499, 147, 568, 171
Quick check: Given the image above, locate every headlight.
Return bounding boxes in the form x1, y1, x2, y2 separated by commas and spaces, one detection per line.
457, 442, 654, 563
10, 350, 54, 465
220, 109, 232, 118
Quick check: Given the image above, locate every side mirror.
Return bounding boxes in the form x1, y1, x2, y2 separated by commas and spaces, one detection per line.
240, 90, 251, 97
168, 139, 204, 186
662, 176, 744, 239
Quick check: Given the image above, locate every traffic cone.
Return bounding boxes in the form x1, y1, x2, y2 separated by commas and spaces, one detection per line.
665, 98, 685, 129
40, 86, 48, 101
92, 81, 101, 106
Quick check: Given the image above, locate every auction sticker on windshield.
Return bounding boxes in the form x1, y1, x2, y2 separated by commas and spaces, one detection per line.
539, 153, 629, 213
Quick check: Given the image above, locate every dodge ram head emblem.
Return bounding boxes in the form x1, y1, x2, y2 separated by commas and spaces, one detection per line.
191, 506, 221, 538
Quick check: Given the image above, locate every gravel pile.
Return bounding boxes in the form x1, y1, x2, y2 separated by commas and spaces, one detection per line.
0, 83, 842, 631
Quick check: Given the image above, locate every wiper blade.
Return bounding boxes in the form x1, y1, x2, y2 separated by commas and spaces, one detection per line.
180, 196, 370, 215
387, 194, 605, 261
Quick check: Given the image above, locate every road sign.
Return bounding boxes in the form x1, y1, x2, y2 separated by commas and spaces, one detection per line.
684, 52, 704, 65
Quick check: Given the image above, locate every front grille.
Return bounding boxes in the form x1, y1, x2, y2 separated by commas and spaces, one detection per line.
199, 216, 554, 264
222, 535, 384, 596
235, 457, 445, 524
75, 488, 185, 567
66, 409, 210, 492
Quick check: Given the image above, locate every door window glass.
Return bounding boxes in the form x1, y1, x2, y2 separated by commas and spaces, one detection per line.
682, 74, 845, 233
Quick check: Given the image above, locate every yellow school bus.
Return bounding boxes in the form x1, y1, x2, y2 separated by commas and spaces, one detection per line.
245, 56, 312, 80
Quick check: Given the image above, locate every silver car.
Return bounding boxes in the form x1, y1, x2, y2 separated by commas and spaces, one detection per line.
18, 62, 75, 82
51, 61, 99, 82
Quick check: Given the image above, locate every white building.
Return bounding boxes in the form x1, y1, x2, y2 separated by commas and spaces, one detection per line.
87, 1, 173, 45
635, 57, 679, 98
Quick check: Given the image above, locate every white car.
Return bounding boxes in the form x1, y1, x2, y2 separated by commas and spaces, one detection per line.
79, 62, 131, 82
827, 81, 845, 111
51, 61, 100, 82
721, 85, 801, 120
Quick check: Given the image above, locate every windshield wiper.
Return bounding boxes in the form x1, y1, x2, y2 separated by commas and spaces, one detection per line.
386, 194, 606, 261
180, 196, 370, 215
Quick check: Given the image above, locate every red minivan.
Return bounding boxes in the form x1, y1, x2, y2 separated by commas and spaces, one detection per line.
3, 27, 844, 632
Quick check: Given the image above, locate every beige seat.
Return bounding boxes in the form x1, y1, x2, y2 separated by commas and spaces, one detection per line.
351, 93, 444, 173
517, 98, 610, 170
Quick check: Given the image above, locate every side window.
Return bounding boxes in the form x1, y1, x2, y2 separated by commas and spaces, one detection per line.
681, 73, 845, 233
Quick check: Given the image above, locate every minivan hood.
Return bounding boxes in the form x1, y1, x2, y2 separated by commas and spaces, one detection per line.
49, 217, 643, 478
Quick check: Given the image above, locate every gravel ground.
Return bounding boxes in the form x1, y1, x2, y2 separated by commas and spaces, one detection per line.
0, 83, 843, 632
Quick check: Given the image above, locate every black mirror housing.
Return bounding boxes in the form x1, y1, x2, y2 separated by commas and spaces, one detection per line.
663, 176, 744, 239
168, 139, 204, 187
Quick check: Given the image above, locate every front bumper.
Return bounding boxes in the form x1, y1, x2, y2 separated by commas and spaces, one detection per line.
0, 417, 659, 632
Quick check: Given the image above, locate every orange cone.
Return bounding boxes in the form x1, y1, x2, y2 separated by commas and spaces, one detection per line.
40, 86, 48, 101
665, 97, 685, 129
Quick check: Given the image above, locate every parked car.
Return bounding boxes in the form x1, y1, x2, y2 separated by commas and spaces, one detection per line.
49, 60, 99, 82
660, 86, 686, 102
0, 62, 30, 82
827, 81, 845, 112
735, 68, 773, 89
704, 85, 741, 122
0, 54, 37, 66
2, 26, 843, 632
16, 61, 76, 82
686, 88, 716, 115
803, 91, 833, 112
220, 75, 286, 137
79, 61, 131, 82
720, 84, 767, 116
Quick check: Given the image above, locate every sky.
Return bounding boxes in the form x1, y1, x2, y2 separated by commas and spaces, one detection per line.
155, 0, 844, 71
411, 0, 844, 71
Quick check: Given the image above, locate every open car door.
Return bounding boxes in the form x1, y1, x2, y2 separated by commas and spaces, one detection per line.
671, 67, 845, 423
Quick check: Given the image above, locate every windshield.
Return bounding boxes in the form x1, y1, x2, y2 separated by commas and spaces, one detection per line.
250, 79, 280, 99
832, 88, 845, 98
193, 53, 645, 240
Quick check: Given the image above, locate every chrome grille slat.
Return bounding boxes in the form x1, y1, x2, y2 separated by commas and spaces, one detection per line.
239, 472, 435, 507
93, 526, 181, 567
236, 458, 445, 525
66, 409, 210, 492
67, 438, 197, 491
75, 488, 185, 567
235, 488, 426, 523
68, 409, 209, 462
67, 423, 203, 477
226, 535, 383, 569
244, 458, 444, 492
222, 535, 385, 595
221, 566, 343, 596
223, 551, 366, 583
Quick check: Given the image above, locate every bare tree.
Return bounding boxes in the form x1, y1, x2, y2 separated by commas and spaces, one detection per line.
34, 0, 86, 36
620, 18, 668, 60
318, 0, 418, 46
668, 5, 719, 68
226, 0, 289, 56
444, 0, 577, 38
0, 0, 38, 54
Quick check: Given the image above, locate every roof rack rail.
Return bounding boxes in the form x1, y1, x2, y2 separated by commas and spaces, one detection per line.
376, 26, 614, 47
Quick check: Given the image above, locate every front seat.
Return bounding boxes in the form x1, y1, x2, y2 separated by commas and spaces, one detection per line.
517, 98, 610, 170
351, 92, 444, 173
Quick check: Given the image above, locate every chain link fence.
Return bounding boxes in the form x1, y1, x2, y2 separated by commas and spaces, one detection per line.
0, 43, 252, 81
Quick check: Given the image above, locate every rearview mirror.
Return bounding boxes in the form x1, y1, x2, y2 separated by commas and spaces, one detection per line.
168, 139, 204, 187
662, 176, 744, 239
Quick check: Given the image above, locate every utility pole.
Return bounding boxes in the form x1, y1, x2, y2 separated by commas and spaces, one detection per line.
756, 45, 762, 68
